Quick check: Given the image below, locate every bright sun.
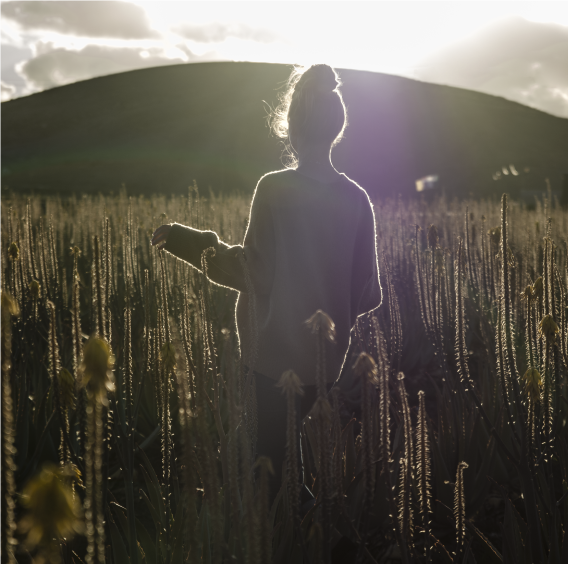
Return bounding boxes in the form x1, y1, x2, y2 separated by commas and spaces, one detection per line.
134, 1, 568, 77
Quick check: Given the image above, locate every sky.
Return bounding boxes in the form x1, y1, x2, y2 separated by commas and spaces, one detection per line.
2, 1, 568, 118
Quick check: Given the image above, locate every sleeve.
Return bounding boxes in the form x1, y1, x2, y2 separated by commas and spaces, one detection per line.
163, 223, 247, 292
352, 192, 382, 318
162, 175, 275, 295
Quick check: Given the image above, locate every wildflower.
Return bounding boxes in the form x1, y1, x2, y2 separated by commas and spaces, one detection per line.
160, 342, 176, 373
19, 463, 84, 551
522, 368, 541, 402
8, 242, 19, 260
305, 309, 336, 343
29, 279, 41, 299
58, 368, 76, 410
80, 336, 115, 404
277, 369, 304, 396
538, 314, 559, 343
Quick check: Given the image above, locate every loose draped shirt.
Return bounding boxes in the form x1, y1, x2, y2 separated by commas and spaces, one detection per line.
164, 169, 382, 385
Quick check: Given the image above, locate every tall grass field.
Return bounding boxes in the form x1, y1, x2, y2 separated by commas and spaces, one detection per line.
1, 188, 567, 563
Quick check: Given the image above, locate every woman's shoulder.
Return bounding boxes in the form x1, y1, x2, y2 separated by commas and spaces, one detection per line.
337, 173, 373, 208
257, 168, 297, 187
252, 169, 303, 203
255, 169, 372, 207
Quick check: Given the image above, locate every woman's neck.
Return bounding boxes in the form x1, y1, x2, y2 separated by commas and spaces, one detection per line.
295, 147, 340, 182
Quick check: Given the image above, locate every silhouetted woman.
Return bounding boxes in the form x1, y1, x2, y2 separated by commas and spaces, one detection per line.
151, 64, 381, 496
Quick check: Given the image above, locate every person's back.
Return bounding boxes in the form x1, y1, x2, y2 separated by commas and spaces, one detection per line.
238, 168, 379, 385
152, 63, 381, 499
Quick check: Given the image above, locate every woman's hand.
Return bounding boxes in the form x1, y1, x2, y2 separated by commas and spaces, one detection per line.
151, 224, 172, 250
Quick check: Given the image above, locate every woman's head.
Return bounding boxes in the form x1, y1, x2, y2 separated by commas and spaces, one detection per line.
271, 64, 347, 165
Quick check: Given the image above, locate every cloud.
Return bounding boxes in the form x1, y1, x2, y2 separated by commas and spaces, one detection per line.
18, 43, 194, 91
174, 21, 279, 44
1, 81, 16, 101
1, 1, 159, 39
415, 17, 568, 118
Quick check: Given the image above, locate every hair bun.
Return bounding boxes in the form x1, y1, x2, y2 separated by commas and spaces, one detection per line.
296, 64, 339, 94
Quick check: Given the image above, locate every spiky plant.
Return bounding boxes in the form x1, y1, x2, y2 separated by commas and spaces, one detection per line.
416, 390, 432, 558
277, 370, 304, 529
397, 373, 414, 555
1, 292, 19, 564
306, 309, 336, 563
81, 336, 115, 564
454, 461, 469, 555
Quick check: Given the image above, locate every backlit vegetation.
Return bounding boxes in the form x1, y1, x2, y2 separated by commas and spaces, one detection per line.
1, 188, 567, 563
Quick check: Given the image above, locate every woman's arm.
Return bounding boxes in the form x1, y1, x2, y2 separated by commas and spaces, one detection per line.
152, 223, 247, 292
152, 175, 275, 295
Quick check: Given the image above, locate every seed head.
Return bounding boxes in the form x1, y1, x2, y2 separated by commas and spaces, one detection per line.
160, 342, 176, 373
311, 396, 333, 423
427, 224, 438, 249
520, 285, 535, 303
80, 336, 115, 405
533, 277, 544, 299
305, 309, 336, 343
488, 226, 501, 247
353, 352, 378, 384
538, 314, 559, 343
58, 368, 76, 410
8, 242, 19, 260
522, 368, 541, 402
1, 291, 20, 321
253, 456, 275, 475
19, 463, 84, 551
277, 369, 304, 396
69, 246, 81, 257
29, 279, 41, 299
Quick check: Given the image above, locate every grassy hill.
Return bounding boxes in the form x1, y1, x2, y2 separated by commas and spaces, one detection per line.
2, 61, 567, 199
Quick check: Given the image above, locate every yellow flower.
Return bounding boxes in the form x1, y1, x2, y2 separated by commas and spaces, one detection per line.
538, 314, 559, 344
1, 291, 19, 322
522, 368, 541, 402
160, 342, 176, 373
58, 368, 76, 411
277, 370, 304, 396
19, 463, 84, 551
80, 336, 115, 404
8, 242, 19, 260
305, 310, 336, 343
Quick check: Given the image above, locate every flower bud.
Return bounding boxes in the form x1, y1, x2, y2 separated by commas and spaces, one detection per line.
29, 279, 41, 299
80, 337, 115, 405
160, 342, 176, 373
305, 309, 336, 343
